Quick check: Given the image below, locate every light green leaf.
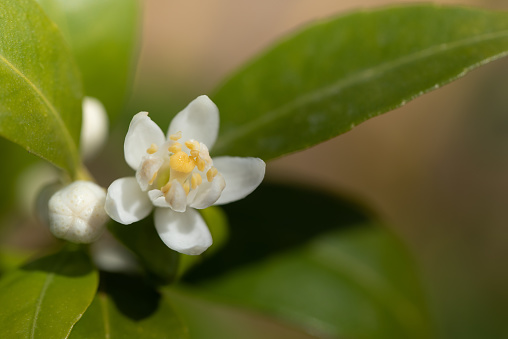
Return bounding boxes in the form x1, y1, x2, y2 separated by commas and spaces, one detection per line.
69, 272, 188, 339
0, 247, 98, 338
165, 288, 316, 339
0, 0, 83, 175
37, 0, 140, 120
108, 216, 179, 285
212, 5, 508, 159
197, 226, 433, 339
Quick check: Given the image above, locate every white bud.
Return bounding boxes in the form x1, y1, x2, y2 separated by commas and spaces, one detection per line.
81, 97, 109, 160
48, 181, 108, 243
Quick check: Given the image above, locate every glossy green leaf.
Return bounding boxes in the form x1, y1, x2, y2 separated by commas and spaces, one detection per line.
165, 288, 316, 339
0, 247, 98, 338
212, 5, 508, 159
197, 226, 433, 339
69, 272, 188, 339
108, 216, 179, 285
0, 0, 83, 175
37, 0, 140, 120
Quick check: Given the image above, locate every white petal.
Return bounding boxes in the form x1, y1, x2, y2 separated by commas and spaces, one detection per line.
154, 207, 212, 255
212, 157, 265, 205
148, 189, 170, 208
136, 155, 164, 191
165, 180, 187, 212
189, 173, 226, 209
105, 177, 153, 224
124, 112, 165, 170
168, 95, 219, 149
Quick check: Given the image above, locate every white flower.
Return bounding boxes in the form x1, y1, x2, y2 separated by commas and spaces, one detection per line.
105, 95, 265, 255
48, 181, 109, 243
80, 96, 109, 160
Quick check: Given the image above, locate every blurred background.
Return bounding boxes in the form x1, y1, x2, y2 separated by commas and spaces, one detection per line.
3, 0, 508, 338
128, 0, 508, 337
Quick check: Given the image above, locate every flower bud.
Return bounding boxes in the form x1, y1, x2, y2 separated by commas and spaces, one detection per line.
48, 181, 108, 243
81, 97, 109, 160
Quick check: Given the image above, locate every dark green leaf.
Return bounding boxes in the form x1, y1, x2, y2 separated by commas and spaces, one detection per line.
0, 247, 98, 338
165, 288, 316, 339
197, 226, 434, 339
108, 216, 179, 285
37, 0, 140, 120
212, 5, 508, 160
0, 0, 83, 175
69, 272, 188, 339
185, 183, 370, 281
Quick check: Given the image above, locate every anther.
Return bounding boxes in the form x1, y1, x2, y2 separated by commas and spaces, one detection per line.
169, 131, 182, 141
148, 172, 158, 185
197, 158, 206, 172
168, 142, 182, 154
183, 182, 190, 195
146, 143, 158, 154
191, 173, 202, 189
185, 140, 200, 151
206, 167, 218, 182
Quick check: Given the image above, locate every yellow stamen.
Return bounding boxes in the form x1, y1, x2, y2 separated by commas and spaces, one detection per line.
170, 152, 196, 173
183, 182, 190, 195
197, 158, 206, 172
169, 131, 182, 141
161, 181, 172, 194
190, 150, 199, 158
168, 142, 182, 154
148, 171, 158, 185
207, 166, 218, 182
191, 173, 202, 189
185, 140, 200, 150
146, 143, 158, 154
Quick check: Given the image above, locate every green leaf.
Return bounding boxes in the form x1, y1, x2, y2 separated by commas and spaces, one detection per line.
197, 226, 434, 339
212, 5, 508, 159
184, 183, 369, 281
108, 216, 179, 285
0, 247, 98, 338
37, 0, 140, 120
165, 288, 316, 339
0, 0, 83, 175
69, 272, 188, 339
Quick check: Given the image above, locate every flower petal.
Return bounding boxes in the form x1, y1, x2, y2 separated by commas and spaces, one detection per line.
148, 189, 170, 208
165, 180, 187, 212
168, 95, 219, 149
154, 207, 212, 255
212, 157, 266, 205
105, 177, 153, 224
136, 155, 164, 191
189, 173, 226, 209
124, 112, 165, 170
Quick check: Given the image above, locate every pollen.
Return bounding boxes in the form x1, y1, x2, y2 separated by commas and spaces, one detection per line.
197, 158, 206, 172
169, 131, 182, 141
170, 152, 196, 174
191, 173, 202, 189
185, 140, 200, 151
146, 143, 158, 154
183, 182, 190, 195
168, 142, 182, 154
206, 166, 218, 182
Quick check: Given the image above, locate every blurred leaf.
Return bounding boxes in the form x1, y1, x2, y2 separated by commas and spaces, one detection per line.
212, 5, 508, 160
0, 247, 34, 277
0, 247, 98, 338
69, 272, 188, 339
0, 0, 83, 176
108, 216, 179, 285
196, 226, 433, 339
185, 183, 370, 281
37, 0, 140, 120
165, 288, 317, 339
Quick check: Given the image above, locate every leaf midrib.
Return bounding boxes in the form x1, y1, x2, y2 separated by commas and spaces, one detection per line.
0, 52, 78, 166
214, 29, 508, 151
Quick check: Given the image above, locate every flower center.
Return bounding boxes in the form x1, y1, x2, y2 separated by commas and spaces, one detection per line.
146, 132, 220, 198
